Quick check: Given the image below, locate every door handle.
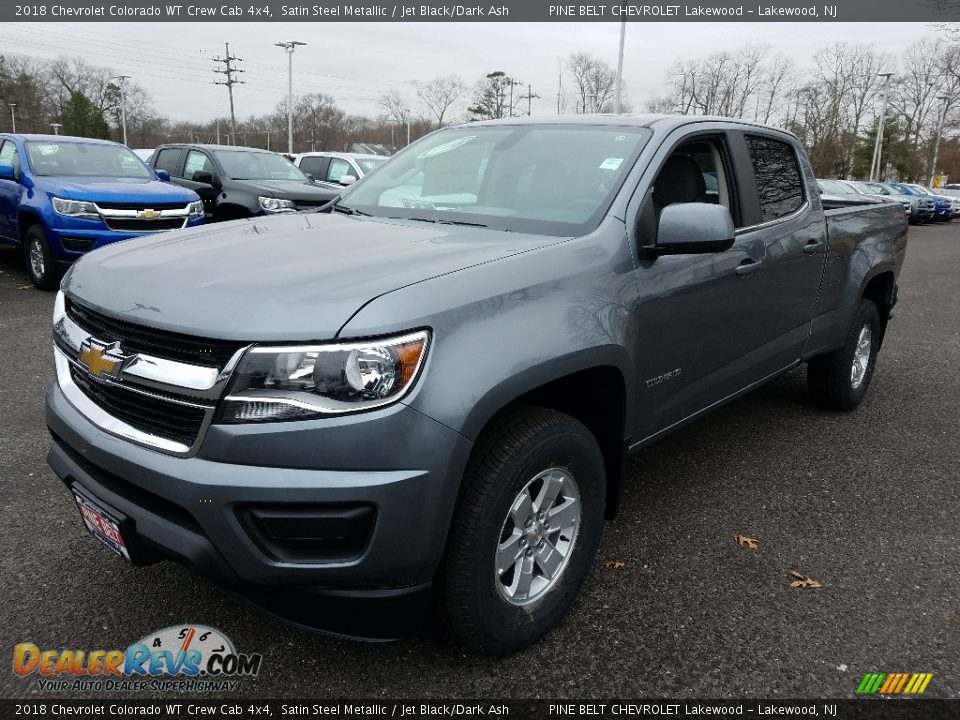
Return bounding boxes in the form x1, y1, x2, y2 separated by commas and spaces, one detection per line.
803, 239, 825, 255
735, 258, 762, 277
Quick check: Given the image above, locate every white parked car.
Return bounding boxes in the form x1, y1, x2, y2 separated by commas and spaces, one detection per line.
293, 152, 387, 190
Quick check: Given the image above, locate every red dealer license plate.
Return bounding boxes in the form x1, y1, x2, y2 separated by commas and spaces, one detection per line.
73, 490, 131, 562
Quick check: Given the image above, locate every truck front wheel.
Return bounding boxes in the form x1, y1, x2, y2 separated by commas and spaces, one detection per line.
24, 225, 62, 291
439, 406, 606, 654
807, 298, 881, 411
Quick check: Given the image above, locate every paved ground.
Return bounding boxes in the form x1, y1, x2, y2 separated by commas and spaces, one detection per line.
1, 223, 958, 701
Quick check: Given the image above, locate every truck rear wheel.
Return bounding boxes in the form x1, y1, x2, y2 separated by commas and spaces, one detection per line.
438, 405, 605, 654
24, 224, 62, 291
807, 298, 881, 411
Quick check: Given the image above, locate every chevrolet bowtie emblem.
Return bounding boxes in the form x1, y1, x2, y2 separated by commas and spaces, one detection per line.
78, 339, 131, 379
138, 209, 159, 220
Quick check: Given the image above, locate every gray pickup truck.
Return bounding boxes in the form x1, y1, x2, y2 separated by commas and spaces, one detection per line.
46, 116, 907, 654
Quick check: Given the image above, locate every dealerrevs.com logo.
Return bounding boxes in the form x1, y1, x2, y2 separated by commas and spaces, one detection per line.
13, 625, 263, 693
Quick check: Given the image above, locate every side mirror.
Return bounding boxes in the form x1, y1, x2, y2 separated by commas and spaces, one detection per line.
652, 203, 735, 256
193, 171, 220, 187
0, 164, 15, 181
338, 174, 357, 186
155, 169, 171, 182
305, 173, 316, 182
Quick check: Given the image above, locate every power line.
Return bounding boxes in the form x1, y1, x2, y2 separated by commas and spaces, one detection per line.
212, 42, 244, 137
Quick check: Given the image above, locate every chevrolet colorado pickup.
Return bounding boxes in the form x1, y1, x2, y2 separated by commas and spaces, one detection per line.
46, 116, 907, 653
148, 143, 338, 221
0, 134, 204, 290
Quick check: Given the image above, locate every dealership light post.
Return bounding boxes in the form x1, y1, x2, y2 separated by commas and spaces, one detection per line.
275, 40, 306, 154
114, 75, 130, 146
50, 123, 62, 135
8, 103, 16, 134
870, 72, 894, 182
929, 94, 950, 187
614, 18, 626, 113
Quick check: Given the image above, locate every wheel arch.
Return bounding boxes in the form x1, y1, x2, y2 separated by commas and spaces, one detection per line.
459, 351, 633, 521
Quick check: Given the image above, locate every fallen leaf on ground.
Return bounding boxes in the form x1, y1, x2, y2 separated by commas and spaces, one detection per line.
603, 560, 626, 569
735, 534, 759, 550
789, 570, 823, 589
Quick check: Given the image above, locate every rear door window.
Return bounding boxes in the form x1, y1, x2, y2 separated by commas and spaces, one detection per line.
326, 158, 352, 183
298, 156, 329, 178
745, 135, 805, 222
154, 148, 182, 175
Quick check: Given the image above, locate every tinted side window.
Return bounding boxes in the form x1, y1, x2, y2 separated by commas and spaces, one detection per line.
155, 148, 182, 175
298, 156, 328, 177
745, 135, 805, 222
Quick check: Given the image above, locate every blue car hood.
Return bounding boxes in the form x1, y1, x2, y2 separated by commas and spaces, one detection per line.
41, 176, 198, 204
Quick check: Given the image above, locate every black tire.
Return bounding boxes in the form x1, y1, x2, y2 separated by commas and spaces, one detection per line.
808, 299, 881, 411
23, 224, 62, 291
438, 405, 606, 654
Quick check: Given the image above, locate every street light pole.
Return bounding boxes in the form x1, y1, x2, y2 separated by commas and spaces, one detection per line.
50, 123, 62, 135
8, 103, 16, 134
614, 18, 626, 113
275, 41, 306, 154
929, 95, 950, 187
114, 75, 130, 146
870, 72, 893, 182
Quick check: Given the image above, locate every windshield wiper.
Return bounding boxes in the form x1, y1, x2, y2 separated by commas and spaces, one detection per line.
332, 203, 370, 216
393, 216, 489, 228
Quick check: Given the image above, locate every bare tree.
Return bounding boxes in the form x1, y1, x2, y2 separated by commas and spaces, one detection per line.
378, 89, 411, 126
566, 52, 617, 113
416, 75, 465, 128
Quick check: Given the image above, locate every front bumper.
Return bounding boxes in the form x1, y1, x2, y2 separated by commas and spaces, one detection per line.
46, 381, 472, 639
48, 217, 205, 260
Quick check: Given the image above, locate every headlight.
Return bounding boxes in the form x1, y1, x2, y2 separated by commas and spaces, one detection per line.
219, 330, 430, 423
52, 197, 99, 219
187, 200, 204, 218
258, 196, 297, 213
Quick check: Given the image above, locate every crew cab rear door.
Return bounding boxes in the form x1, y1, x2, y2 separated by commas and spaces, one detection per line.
738, 132, 827, 371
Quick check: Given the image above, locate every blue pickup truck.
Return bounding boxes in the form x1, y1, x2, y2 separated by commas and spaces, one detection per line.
0, 134, 204, 289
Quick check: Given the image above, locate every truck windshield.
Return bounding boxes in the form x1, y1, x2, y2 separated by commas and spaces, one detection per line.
25, 142, 152, 179
215, 150, 309, 181
339, 125, 651, 236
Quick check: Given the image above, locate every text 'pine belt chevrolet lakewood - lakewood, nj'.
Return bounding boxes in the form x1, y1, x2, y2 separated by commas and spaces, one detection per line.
47, 116, 907, 653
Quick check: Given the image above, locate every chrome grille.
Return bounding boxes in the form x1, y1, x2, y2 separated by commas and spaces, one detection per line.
54, 294, 248, 456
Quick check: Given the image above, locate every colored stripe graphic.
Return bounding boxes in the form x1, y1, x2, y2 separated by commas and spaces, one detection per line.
856, 672, 933, 694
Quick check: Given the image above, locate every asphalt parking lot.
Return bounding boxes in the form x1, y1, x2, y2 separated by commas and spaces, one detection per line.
1, 222, 958, 701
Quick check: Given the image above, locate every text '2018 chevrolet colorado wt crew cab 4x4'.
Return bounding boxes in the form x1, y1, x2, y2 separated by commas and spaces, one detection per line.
46, 116, 907, 654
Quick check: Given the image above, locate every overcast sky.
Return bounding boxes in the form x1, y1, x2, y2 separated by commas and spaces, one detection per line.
0, 22, 941, 122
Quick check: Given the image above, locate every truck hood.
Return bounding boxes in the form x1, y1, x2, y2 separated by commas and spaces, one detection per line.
43, 176, 198, 204
63, 213, 555, 342
234, 179, 337, 201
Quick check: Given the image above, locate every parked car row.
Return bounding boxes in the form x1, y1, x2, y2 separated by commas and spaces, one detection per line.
0, 133, 388, 289
815, 178, 957, 224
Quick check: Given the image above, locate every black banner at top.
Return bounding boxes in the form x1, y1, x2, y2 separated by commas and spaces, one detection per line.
5, 0, 960, 22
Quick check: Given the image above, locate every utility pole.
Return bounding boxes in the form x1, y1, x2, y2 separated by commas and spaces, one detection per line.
114, 75, 130, 146
213, 42, 244, 139
216, 120, 221, 144
275, 41, 306, 154
406, 119, 411, 146
8, 103, 16, 134
614, 17, 626, 113
929, 94, 950, 187
519, 84, 541, 116
870, 72, 893, 182
557, 59, 563, 114
50, 123, 62, 135
507, 77, 521, 118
